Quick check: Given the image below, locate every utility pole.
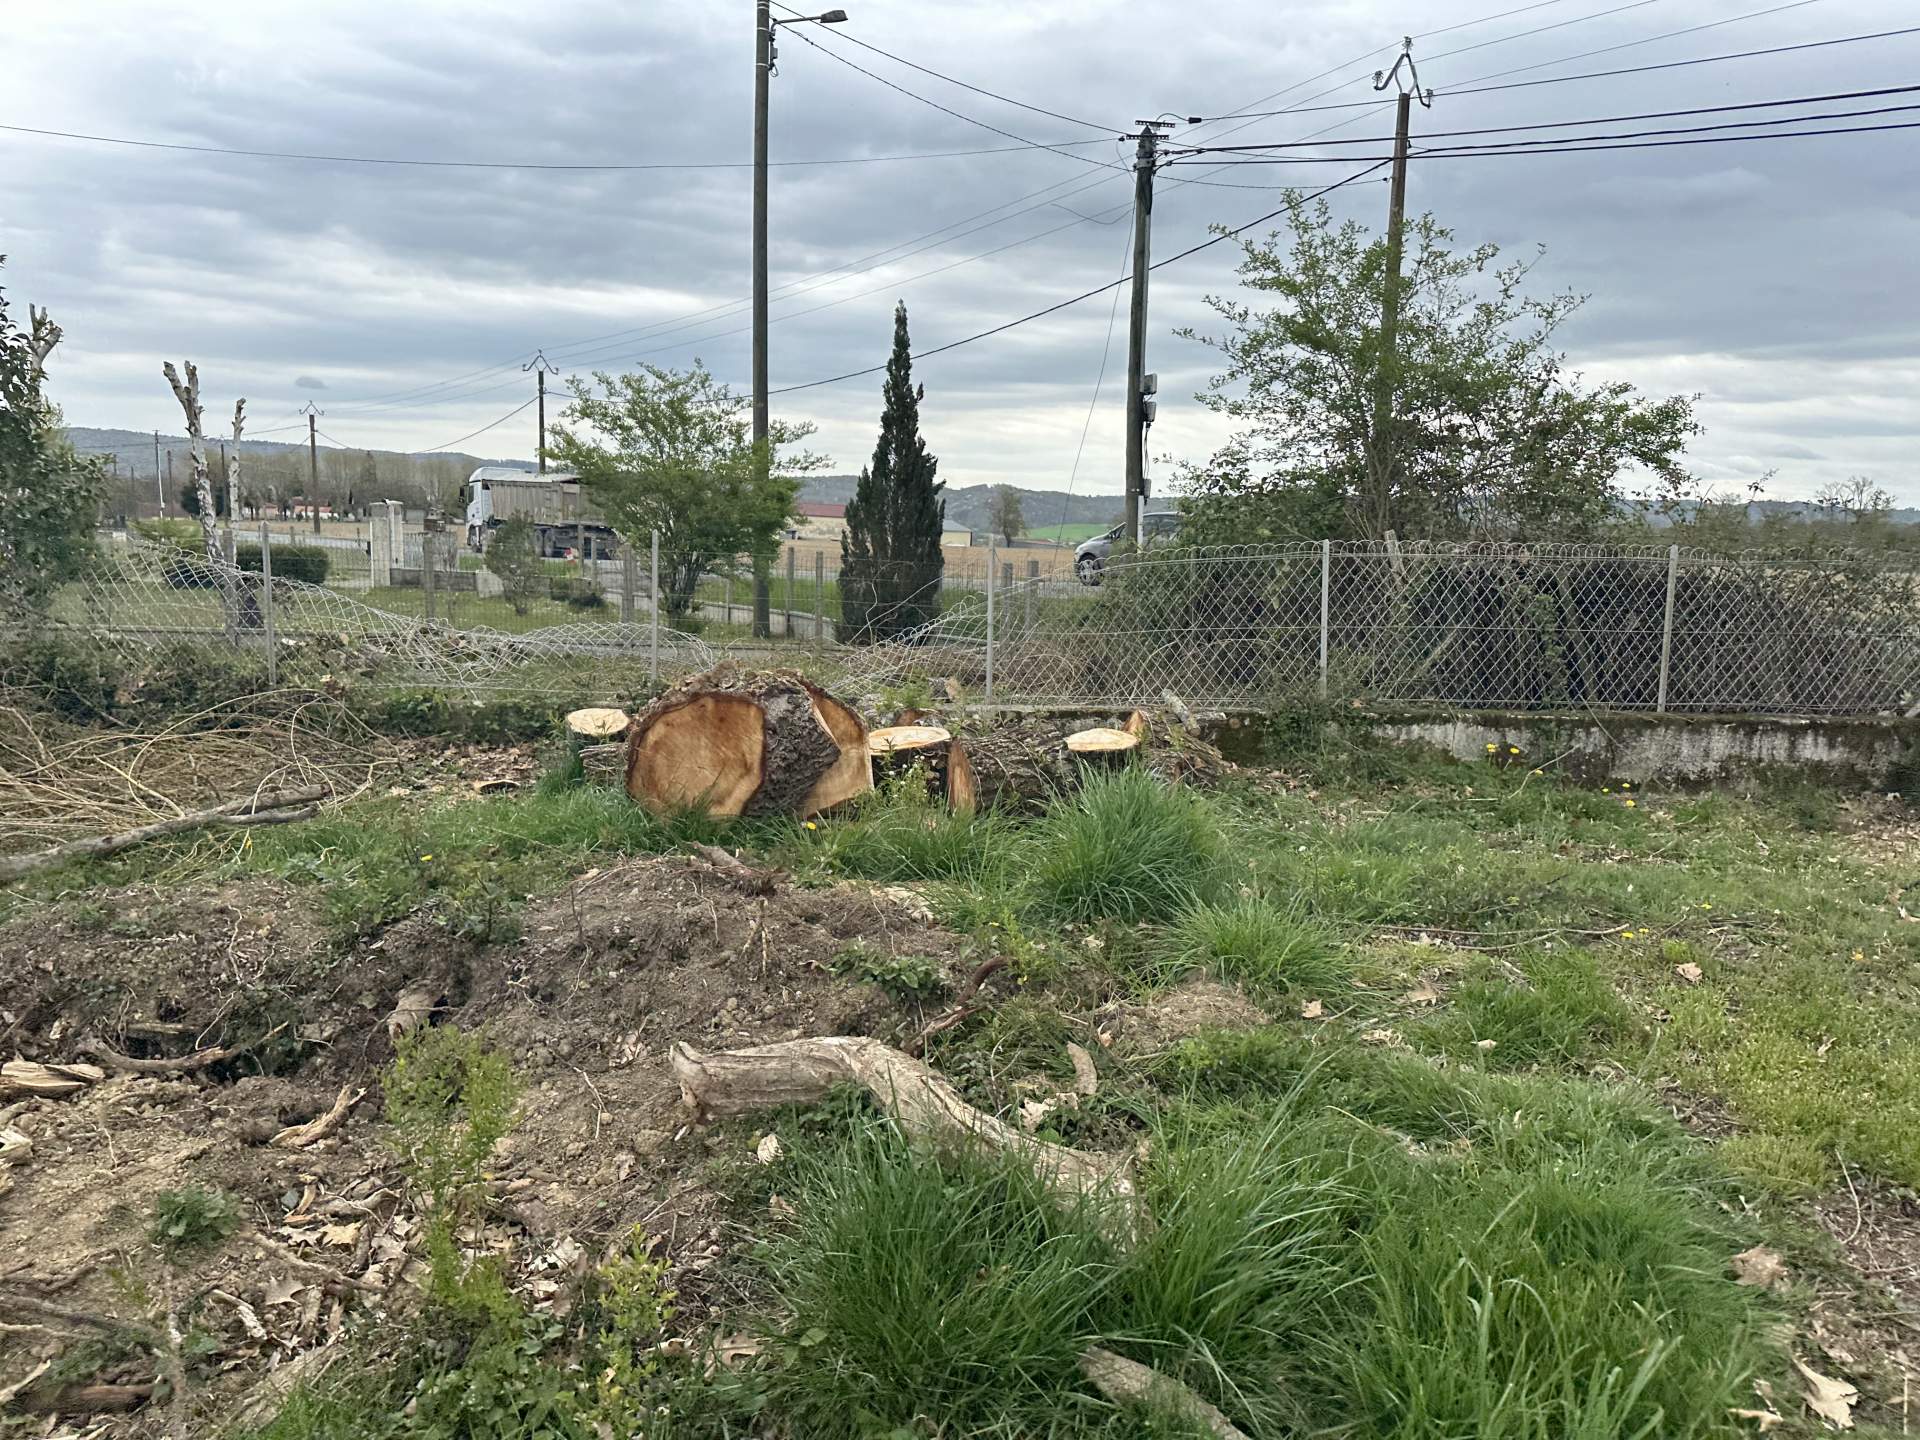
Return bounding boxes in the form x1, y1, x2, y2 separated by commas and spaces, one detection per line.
1368, 42, 1430, 540
524, 350, 558, 473
166, 451, 174, 502
300, 402, 322, 533
1123, 121, 1172, 549
751, 4, 848, 637
153, 430, 163, 511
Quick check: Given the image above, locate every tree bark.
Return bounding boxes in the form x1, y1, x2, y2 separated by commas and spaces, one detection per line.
671, 1035, 1139, 1245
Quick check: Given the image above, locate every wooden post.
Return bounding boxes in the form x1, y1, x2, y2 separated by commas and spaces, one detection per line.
1657, 544, 1679, 713
813, 552, 825, 641
1025, 558, 1038, 634
1319, 539, 1331, 699
258, 523, 278, 687
422, 531, 436, 622
621, 544, 637, 625
724, 569, 733, 626
649, 529, 661, 685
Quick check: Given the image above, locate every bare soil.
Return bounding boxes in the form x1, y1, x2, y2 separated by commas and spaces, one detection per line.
0, 854, 974, 1433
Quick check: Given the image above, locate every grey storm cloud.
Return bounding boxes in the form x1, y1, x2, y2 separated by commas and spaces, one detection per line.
6, 0, 1920, 500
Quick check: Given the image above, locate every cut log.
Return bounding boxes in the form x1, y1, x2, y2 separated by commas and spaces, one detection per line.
869, 726, 978, 812
626, 668, 871, 819
1121, 709, 1150, 739
578, 742, 626, 788
1065, 727, 1141, 756
671, 1036, 1139, 1245
564, 706, 630, 744
869, 724, 954, 758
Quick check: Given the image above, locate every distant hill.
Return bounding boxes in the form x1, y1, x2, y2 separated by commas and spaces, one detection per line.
65, 426, 517, 476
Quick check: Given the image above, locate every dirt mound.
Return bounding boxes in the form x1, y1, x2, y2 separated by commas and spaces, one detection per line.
0, 853, 971, 1432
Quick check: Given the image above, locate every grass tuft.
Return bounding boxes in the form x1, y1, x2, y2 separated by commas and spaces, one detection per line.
1153, 894, 1346, 994
1023, 768, 1227, 924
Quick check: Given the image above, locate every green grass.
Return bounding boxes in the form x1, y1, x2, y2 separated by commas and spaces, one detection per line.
1023, 767, 1228, 924
1152, 894, 1347, 994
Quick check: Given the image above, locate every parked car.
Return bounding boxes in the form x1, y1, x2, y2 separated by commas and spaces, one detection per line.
1074, 510, 1182, 585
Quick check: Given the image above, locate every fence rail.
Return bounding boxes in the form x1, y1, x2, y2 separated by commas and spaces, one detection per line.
46, 530, 1920, 718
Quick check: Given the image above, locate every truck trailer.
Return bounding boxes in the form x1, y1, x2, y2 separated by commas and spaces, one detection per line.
460, 467, 621, 557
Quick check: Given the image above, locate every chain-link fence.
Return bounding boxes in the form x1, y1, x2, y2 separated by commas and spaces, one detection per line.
42, 531, 1920, 717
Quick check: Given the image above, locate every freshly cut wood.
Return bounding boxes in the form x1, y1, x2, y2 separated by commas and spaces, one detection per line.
626, 668, 871, 818
1065, 727, 1141, 755
869, 726, 978, 813
270, 1085, 364, 1149
564, 706, 630, 743
869, 724, 953, 756
671, 1035, 1139, 1245
1121, 709, 1150, 739
0, 787, 323, 884
0, 1061, 105, 1100
1079, 1349, 1251, 1440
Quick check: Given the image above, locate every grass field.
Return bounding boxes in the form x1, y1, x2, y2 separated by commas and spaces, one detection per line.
17, 727, 1917, 1437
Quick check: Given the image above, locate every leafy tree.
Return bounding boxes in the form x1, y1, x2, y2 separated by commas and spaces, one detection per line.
549, 362, 821, 616
1177, 201, 1699, 542
0, 265, 104, 619
988, 485, 1025, 546
484, 515, 545, 617
840, 302, 945, 642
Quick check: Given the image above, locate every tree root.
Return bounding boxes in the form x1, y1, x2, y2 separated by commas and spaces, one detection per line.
670, 1035, 1139, 1245
1079, 1348, 1252, 1440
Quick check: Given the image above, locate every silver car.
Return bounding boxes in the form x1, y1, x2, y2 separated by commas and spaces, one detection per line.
1075, 511, 1182, 584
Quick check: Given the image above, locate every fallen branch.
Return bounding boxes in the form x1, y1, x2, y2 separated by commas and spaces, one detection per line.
0, 787, 324, 883
0, 1060, 105, 1100
0, 1290, 184, 1434
671, 1036, 1139, 1245
905, 955, 1008, 1057
1079, 1348, 1252, 1440
245, 1232, 377, 1294
0, 1358, 51, 1407
270, 1085, 364, 1149
81, 1022, 287, 1076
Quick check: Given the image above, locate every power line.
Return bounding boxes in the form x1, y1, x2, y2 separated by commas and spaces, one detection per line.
1174, 83, 1920, 150
778, 24, 1122, 173
769, 160, 1393, 396
768, 0, 1120, 133
0, 119, 1115, 171
1447, 21, 1920, 96
413, 397, 538, 456
1054, 229, 1133, 544
1422, 0, 1667, 65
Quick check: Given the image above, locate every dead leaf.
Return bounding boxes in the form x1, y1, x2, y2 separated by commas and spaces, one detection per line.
261, 1274, 305, 1307
1474, 1038, 1498, 1051
1360, 1028, 1405, 1048
1793, 1356, 1859, 1430
1730, 1245, 1788, 1290
1406, 979, 1441, 1006
1675, 962, 1705, 985
755, 1134, 783, 1165
769, 1194, 796, 1219
319, 1221, 362, 1249
1067, 1042, 1098, 1097
1300, 999, 1324, 1020
1729, 1407, 1786, 1432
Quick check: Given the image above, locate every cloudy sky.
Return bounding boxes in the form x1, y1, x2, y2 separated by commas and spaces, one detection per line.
6, 0, 1919, 508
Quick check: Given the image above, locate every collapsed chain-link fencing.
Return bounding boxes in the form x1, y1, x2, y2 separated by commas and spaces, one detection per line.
38, 531, 1920, 717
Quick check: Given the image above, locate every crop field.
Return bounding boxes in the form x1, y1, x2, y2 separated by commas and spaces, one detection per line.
1, 701, 1916, 1437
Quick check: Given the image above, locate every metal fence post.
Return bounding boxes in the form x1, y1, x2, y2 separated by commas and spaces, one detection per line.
1656, 543, 1679, 713
785, 548, 797, 638
813, 552, 825, 641
649, 529, 661, 685
723, 569, 733, 626
258, 523, 278, 688
1319, 540, 1331, 699
621, 544, 637, 625
984, 544, 996, 706
1024, 559, 1038, 634
422, 531, 436, 622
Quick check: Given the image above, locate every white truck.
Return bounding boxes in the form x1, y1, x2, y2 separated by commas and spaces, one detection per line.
459, 467, 621, 557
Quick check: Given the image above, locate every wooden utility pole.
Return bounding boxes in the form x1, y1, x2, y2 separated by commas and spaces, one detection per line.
1367, 42, 1429, 541
1123, 122, 1169, 549
300, 403, 322, 533
153, 430, 163, 511
524, 350, 558, 473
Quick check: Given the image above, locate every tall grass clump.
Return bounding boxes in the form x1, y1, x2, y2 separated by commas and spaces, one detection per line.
1024, 768, 1226, 924
810, 784, 1020, 888
1154, 895, 1346, 993
761, 1126, 1111, 1435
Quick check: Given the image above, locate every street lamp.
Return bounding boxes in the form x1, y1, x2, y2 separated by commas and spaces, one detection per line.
751, 1, 848, 636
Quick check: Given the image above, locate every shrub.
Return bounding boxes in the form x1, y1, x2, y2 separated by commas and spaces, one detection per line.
236, 543, 330, 586
1024, 767, 1226, 923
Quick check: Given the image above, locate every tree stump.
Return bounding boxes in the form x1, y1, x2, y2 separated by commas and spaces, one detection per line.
625, 667, 872, 818
869, 725, 977, 813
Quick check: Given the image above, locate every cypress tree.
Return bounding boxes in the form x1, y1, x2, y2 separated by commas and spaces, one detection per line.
840, 302, 944, 643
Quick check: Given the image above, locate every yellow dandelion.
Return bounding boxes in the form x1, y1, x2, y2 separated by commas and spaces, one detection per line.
1621, 930, 1635, 939
1508, 746, 1521, 755
419, 853, 433, 861
1485, 743, 1498, 753
1621, 781, 1632, 790
804, 821, 818, 831
1624, 798, 1637, 809
1531, 768, 1544, 776
1852, 950, 1865, 962
1701, 902, 1712, 910
1602, 787, 1610, 794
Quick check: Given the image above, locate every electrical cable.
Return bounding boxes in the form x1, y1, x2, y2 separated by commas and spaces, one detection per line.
412, 397, 539, 455
769, 159, 1392, 396
768, 0, 1120, 133
1421, 0, 1667, 65
1053, 227, 1133, 544
1172, 83, 1920, 150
